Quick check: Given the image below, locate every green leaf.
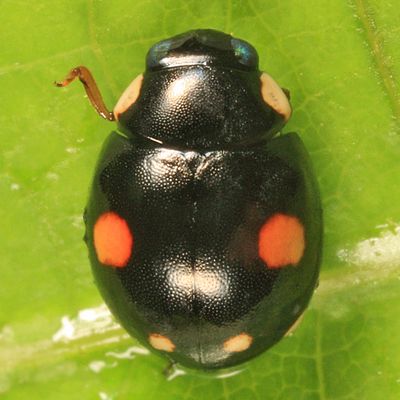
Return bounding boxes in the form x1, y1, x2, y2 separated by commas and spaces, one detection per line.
1, 0, 400, 398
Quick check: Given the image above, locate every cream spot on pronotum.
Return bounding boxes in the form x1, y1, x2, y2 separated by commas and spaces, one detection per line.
223, 333, 253, 353
260, 72, 292, 121
148, 333, 176, 352
114, 74, 144, 119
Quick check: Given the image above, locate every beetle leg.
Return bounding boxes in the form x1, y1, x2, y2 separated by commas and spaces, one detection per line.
55, 66, 115, 121
163, 361, 186, 380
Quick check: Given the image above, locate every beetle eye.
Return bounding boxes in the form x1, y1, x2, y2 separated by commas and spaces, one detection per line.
147, 34, 191, 69
231, 38, 258, 68
147, 40, 172, 68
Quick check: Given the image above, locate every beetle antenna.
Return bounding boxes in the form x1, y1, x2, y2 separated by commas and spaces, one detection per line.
55, 66, 115, 121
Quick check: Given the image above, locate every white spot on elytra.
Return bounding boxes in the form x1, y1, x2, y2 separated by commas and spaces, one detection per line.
10, 183, 20, 191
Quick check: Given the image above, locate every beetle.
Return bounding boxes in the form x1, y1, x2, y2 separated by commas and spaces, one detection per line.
56, 29, 322, 370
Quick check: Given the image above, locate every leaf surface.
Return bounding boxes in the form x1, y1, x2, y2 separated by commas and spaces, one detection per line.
1, 0, 399, 398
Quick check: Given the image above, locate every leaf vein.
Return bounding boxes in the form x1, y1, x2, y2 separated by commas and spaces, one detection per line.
87, 0, 119, 99
315, 312, 328, 400
351, 0, 400, 122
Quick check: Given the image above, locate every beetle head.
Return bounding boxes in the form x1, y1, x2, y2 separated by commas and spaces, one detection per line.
146, 29, 259, 71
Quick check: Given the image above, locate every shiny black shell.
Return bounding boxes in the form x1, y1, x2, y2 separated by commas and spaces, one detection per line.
84, 30, 322, 370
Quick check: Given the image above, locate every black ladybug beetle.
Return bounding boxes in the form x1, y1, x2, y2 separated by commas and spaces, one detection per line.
56, 29, 322, 370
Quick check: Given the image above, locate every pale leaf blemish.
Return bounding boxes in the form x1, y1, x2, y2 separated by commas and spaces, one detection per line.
46, 172, 59, 181
337, 223, 400, 267
166, 365, 187, 382
314, 223, 400, 318
99, 392, 113, 400
351, 0, 400, 120
81, 336, 125, 351
216, 369, 244, 379
0, 326, 14, 343
0, 375, 10, 395
106, 346, 150, 360
52, 304, 120, 343
89, 360, 106, 373
69, 215, 83, 229
65, 147, 79, 154
53, 316, 75, 342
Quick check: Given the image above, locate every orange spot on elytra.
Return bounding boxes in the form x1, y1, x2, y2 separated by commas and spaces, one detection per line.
149, 333, 175, 352
258, 213, 305, 268
94, 212, 133, 267
223, 333, 253, 353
